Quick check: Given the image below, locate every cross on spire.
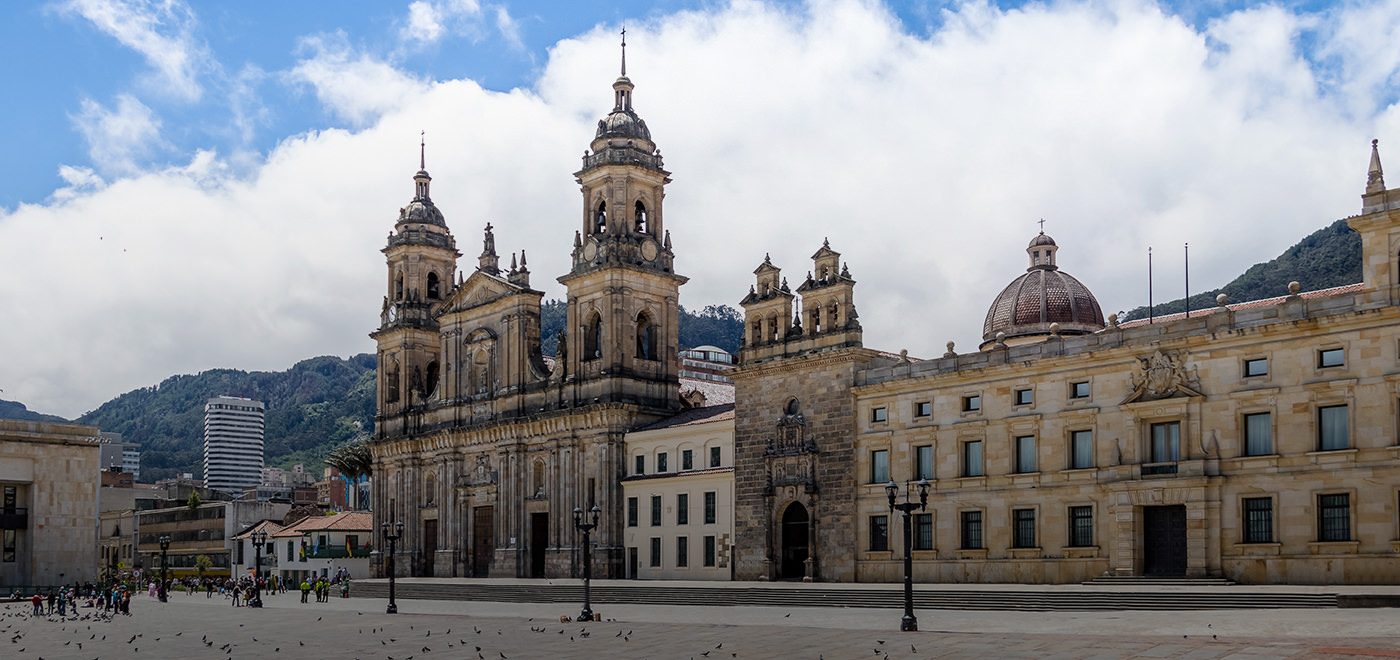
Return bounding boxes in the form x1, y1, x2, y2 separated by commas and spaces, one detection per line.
1038, 218, 1045, 233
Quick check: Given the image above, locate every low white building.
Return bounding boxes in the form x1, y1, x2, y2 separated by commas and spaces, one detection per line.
269, 511, 373, 584
621, 403, 735, 580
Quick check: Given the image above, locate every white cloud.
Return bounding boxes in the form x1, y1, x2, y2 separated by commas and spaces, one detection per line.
50, 165, 107, 202
70, 94, 165, 176
494, 6, 524, 51
399, 0, 484, 45
286, 33, 430, 127
9, 0, 1400, 418
60, 0, 208, 101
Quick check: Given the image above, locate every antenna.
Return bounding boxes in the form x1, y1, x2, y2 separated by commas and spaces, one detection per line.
420, 130, 425, 170
1148, 247, 1154, 324
1184, 242, 1190, 319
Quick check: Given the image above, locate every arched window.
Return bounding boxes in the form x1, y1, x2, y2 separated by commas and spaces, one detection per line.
785, 398, 800, 416
829, 303, 839, 327
583, 311, 602, 360
424, 361, 440, 396
767, 313, 779, 342
635, 200, 648, 234
387, 367, 401, 403
424, 473, 436, 506
594, 202, 607, 234
427, 272, 440, 299
395, 274, 404, 300
810, 305, 821, 333
636, 312, 657, 360
751, 318, 762, 345
532, 459, 545, 497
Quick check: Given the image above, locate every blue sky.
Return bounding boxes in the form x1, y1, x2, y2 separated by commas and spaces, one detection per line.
4, 0, 1400, 417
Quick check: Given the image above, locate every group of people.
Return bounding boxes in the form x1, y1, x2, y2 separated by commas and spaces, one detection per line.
298, 572, 351, 603
24, 582, 133, 617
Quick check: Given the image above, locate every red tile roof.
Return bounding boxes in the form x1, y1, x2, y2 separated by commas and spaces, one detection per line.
1115, 283, 1363, 329
679, 377, 735, 405
272, 511, 372, 536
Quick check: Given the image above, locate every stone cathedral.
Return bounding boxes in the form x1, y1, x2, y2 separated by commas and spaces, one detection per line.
369, 47, 686, 578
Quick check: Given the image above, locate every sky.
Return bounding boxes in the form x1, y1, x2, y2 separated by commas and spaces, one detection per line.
3, 0, 1400, 419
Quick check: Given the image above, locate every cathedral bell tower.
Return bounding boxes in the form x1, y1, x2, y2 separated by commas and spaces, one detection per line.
557, 32, 687, 411
372, 138, 461, 422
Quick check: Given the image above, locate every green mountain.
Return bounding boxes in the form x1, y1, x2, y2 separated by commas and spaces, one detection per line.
57, 304, 744, 482
75, 355, 378, 483
1121, 219, 1361, 321
0, 400, 68, 423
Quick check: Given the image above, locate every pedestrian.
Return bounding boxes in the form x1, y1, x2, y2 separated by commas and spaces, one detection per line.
46, 589, 55, 614
300, 578, 310, 603
30, 592, 42, 616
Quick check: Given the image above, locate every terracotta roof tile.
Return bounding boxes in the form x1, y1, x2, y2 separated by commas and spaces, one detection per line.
1115, 283, 1363, 330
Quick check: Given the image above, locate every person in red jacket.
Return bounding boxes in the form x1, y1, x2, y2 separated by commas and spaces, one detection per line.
30, 592, 42, 616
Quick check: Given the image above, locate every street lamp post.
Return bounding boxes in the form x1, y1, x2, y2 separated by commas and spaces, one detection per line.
157, 535, 171, 603
380, 521, 404, 614
572, 505, 601, 622
885, 478, 930, 632
250, 530, 267, 608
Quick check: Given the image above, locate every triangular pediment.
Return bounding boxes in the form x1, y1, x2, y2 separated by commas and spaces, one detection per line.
441, 270, 528, 314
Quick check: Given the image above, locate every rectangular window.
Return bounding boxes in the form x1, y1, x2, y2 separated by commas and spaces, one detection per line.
962, 395, 981, 412
1318, 493, 1351, 542
962, 440, 983, 477
1068, 506, 1093, 547
1244, 412, 1272, 456
871, 407, 887, 423
703, 535, 717, 567
682, 450, 693, 471
3, 529, 15, 563
1243, 497, 1273, 544
915, 445, 934, 480
913, 513, 933, 551
649, 538, 662, 567
2, 486, 13, 511
676, 536, 688, 567
627, 497, 638, 527
869, 515, 889, 552
1070, 430, 1093, 469
1015, 435, 1037, 473
1150, 422, 1181, 463
635, 455, 645, 475
1318, 405, 1349, 451
704, 491, 717, 524
1244, 357, 1268, 377
915, 401, 932, 417
650, 495, 662, 527
1014, 388, 1033, 406
287, 540, 294, 561
960, 511, 983, 549
677, 493, 689, 525
657, 453, 668, 473
710, 446, 722, 467
1012, 508, 1036, 548
1070, 381, 1090, 399
1319, 348, 1345, 368
871, 449, 889, 483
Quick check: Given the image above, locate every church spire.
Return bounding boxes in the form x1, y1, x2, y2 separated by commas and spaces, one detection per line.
1368, 139, 1386, 195
414, 131, 432, 201
621, 25, 627, 77
478, 223, 500, 275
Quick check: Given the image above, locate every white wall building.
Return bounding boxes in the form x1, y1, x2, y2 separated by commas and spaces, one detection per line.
203, 397, 265, 494
269, 511, 373, 584
622, 403, 736, 580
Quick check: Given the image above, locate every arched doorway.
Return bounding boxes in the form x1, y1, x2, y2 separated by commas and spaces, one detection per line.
780, 502, 809, 580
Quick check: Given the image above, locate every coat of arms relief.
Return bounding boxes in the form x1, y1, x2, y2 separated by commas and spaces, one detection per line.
1122, 350, 1203, 403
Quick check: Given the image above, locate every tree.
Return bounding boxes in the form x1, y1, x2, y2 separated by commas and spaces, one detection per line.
324, 438, 373, 510
187, 491, 202, 511
195, 554, 212, 582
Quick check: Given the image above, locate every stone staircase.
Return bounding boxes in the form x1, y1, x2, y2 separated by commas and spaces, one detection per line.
352, 581, 1338, 611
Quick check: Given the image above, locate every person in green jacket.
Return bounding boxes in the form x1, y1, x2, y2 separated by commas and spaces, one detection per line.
299, 579, 310, 603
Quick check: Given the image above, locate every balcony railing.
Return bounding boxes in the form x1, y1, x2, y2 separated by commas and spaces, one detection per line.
305, 545, 370, 559
0, 509, 29, 529
1141, 461, 1179, 476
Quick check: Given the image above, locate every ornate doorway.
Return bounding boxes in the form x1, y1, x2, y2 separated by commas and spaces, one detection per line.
421, 519, 437, 577
530, 513, 548, 578
1143, 505, 1186, 576
472, 506, 493, 576
780, 503, 809, 580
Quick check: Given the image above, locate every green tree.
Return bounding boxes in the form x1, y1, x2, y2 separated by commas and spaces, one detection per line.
195, 554, 212, 582
187, 491, 201, 511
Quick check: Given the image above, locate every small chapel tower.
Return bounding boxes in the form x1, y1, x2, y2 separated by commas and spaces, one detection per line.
372, 138, 461, 419
557, 31, 687, 411
1351, 139, 1400, 303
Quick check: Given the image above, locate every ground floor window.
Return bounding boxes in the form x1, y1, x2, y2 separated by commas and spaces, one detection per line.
913, 513, 933, 551
703, 536, 716, 567
869, 515, 889, 552
1068, 506, 1093, 547
1243, 497, 1273, 543
1318, 493, 1351, 542
1012, 509, 1036, 548
676, 536, 688, 567
649, 537, 662, 567
960, 511, 983, 549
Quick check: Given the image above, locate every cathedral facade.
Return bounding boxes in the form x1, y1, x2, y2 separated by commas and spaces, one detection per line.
369, 52, 686, 578
733, 142, 1400, 585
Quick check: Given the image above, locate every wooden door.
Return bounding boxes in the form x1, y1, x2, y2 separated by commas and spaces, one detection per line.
1143, 505, 1186, 576
472, 506, 493, 577
421, 519, 438, 577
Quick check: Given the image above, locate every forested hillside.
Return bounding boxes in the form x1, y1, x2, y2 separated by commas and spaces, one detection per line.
0, 400, 68, 423
1122, 219, 1361, 320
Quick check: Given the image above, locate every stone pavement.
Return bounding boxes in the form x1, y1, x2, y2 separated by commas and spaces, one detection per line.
2, 588, 1400, 660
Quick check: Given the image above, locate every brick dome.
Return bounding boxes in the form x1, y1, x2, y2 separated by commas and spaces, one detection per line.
981, 232, 1105, 348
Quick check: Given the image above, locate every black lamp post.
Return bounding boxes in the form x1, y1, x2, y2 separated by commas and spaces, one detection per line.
250, 530, 267, 607
380, 520, 404, 614
885, 478, 930, 632
572, 505, 601, 622
157, 535, 171, 603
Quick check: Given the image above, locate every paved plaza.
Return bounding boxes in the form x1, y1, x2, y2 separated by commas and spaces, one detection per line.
3, 587, 1400, 659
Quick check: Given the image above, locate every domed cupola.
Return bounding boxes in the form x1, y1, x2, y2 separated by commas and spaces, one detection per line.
398, 144, 447, 228
980, 230, 1105, 350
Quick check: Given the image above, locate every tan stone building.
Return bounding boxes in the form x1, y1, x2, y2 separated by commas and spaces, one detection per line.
0, 420, 102, 587
370, 45, 696, 579
733, 142, 1400, 585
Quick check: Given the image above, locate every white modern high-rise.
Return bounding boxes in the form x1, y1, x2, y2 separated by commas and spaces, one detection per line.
203, 396, 265, 493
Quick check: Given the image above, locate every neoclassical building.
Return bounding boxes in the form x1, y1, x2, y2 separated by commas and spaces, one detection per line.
370, 47, 691, 578
732, 141, 1400, 585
